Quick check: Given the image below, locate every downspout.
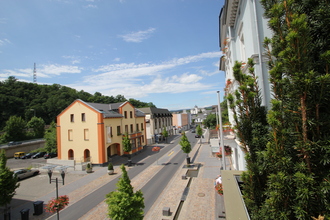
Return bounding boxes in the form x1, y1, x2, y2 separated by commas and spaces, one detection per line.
252, 0, 266, 105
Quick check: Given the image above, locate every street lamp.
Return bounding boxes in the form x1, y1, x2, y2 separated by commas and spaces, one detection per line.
217, 91, 226, 170
30, 109, 36, 117
44, 165, 68, 220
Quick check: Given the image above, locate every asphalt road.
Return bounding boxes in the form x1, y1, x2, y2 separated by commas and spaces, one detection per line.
141, 133, 198, 213
46, 133, 198, 220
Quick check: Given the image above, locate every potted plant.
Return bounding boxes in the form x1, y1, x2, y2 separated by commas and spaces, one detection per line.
107, 162, 114, 175
86, 163, 92, 173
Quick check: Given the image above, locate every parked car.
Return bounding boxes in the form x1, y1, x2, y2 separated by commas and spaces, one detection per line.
8, 141, 22, 146
21, 152, 37, 159
13, 169, 40, 180
191, 130, 196, 133
32, 152, 46, 159
195, 135, 201, 138
14, 152, 25, 159
44, 152, 57, 159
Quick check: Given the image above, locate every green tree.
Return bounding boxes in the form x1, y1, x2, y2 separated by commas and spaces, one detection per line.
179, 131, 191, 162
105, 164, 144, 220
226, 59, 269, 219
27, 116, 45, 138
203, 113, 217, 129
220, 98, 229, 124
162, 127, 168, 143
0, 76, 158, 131
0, 149, 19, 214
247, 1, 330, 219
44, 122, 57, 153
122, 133, 132, 163
196, 125, 203, 144
2, 116, 26, 142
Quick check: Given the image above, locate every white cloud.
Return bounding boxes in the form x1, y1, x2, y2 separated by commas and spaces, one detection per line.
68, 51, 220, 98
84, 4, 97, 8
0, 39, 11, 46
40, 64, 82, 76
119, 28, 156, 43
0, 64, 82, 79
113, 58, 120, 62
63, 55, 81, 64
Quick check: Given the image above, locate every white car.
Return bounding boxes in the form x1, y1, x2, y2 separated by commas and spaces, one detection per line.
13, 169, 40, 180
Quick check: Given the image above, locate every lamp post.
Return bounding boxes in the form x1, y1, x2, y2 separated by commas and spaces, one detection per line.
46, 166, 67, 220
217, 91, 226, 170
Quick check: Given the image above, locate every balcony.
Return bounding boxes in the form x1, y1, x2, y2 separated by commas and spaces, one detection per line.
221, 170, 250, 220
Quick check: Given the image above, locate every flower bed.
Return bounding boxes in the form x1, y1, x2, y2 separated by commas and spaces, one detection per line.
152, 146, 161, 152
45, 195, 69, 213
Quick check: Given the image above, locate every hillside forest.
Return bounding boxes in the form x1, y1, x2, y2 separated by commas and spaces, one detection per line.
0, 76, 156, 136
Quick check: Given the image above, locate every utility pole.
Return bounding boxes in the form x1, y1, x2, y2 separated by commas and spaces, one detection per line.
33, 63, 37, 83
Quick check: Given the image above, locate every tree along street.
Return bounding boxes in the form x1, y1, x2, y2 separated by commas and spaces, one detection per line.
47, 132, 198, 219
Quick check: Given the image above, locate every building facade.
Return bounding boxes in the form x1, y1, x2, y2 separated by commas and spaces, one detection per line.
219, 0, 272, 170
57, 99, 146, 165
172, 112, 190, 134
138, 107, 173, 144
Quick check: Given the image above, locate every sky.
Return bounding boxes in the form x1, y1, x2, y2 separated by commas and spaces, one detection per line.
0, 0, 225, 110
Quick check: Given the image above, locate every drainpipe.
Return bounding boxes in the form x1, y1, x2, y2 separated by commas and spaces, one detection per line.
253, 0, 266, 106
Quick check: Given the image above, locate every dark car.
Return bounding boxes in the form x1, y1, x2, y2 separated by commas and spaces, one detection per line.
13, 169, 39, 180
32, 152, 46, 159
195, 135, 201, 138
191, 130, 196, 133
8, 141, 22, 146
44, 152, 57, 159
21, 152, 37, 159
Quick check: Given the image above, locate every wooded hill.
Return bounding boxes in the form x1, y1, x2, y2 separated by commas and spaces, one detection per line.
0, 76, 156, 130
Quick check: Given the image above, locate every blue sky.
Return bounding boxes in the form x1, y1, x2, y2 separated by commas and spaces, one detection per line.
0, 0, 225, 110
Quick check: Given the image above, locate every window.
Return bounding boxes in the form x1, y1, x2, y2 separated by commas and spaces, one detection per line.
70, 114, 74, 122
136, 124, 139, 132
130, 111, 133, 118
117, 126, 121, 135
106, 126, 112, 143
81, 113, 86, 122
124, 111, 127, 119
130, 124, 133, 133
68, 129, 73, 141
131, 139, 136, 150
84, 129, 89, 140
125, 125, 128, 133
141, 123, 144, 130
238, 22, 246, 62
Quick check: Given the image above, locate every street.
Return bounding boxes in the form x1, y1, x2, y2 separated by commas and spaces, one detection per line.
45, 132, 199, 220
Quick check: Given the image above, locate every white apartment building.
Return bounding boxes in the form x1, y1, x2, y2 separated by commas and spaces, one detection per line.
219, 0, 272, 170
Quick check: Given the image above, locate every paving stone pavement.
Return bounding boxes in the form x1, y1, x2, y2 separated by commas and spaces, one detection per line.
9, 130, 227, 220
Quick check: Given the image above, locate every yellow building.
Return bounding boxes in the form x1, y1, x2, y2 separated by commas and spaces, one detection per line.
57, 99, 146, 165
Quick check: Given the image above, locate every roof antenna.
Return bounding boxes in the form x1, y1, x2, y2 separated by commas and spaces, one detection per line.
33, 63, 37, 83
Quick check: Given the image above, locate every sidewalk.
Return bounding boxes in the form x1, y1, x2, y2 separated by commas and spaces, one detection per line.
9, 130, 227, 220
144, 129, 226, 220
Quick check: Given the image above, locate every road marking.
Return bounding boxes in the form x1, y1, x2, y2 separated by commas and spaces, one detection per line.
168, 151, 174, 156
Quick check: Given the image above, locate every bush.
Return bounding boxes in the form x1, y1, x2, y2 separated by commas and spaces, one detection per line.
108, 162, 113, 170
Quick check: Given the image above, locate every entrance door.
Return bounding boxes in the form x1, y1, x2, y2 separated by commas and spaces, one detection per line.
84, 149, 90, 162
68, 149, 74, 160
